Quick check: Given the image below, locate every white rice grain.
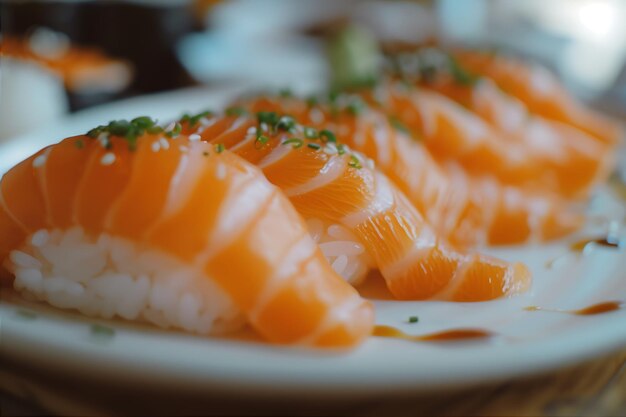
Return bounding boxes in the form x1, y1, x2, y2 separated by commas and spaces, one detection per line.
7, 227, 243, 335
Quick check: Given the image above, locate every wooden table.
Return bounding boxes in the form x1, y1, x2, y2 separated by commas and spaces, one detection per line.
2, 350, 624, 416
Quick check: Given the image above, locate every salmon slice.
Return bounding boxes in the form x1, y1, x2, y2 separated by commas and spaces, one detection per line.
234, 95, 582, 247
0, 122, 373, 348
388, 51, 615, 199
363, 83, 605, 198
182, 111, 531, 301
451, 49, 624, 146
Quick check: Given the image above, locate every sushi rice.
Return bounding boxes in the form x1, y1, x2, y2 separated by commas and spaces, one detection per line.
7, 219, 372, 335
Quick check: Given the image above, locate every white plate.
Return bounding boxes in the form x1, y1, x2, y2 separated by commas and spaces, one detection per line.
1, 86, 626, 397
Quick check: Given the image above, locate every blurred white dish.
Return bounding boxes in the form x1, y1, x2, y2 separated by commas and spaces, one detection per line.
0, 58, 69, 141
1, 86, 625, 396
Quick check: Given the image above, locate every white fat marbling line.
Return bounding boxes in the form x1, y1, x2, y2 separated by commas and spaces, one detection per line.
282, 155, 346, 197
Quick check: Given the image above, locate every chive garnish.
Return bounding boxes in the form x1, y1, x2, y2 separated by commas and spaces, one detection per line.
307, 143, 321, 150
181, 110, 213, 127
166, 122, 182, 138
255, 135, 270, 149
306, 96, 319, 107
283, 138, 303, 148
214, 143, 225, 153
388, 116, 410, 134
348, 154, 362, 169
107, 120, 132, 136
131, 116, 155, 130
304, 127, 319, 139
448, 56, 479, 86
278, 88, 293, 98
86, 116, 162, 151
15, 309, 37, 320
276, 115, 296, 133
90, 324, 115, 341
346, 99, 365, 116
147, 125, 164, 134
225, 106, 247, 117
319, 129, 337, 143
408, 316, 419, 323
257, 111, 279, 127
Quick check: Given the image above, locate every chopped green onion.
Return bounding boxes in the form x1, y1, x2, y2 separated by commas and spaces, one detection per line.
283, 138, 303, 148
346, 99, 365, 116
225, 107, 247, 117
214, 143, 225, 153
448, 56, 479, 86
307, 143, 321, 150
276, 116, 296, 132
181, 110, 213, 127
348, 154, 362, 169
107, 120, 132, 136
255, 135, 270, 148
90, 324, 115, 340
85, 116, 162, 151
408, 316, 419, 323
388, 116, 410, 135
131, 116, 155, 129
337, 144, 346, 155
304, 127, 319, 139
87, 126, 103, 138
147, 125, 164, 134
306, 96, 319, 107
257, 111, 279, 126
319, 129, 337, 143
278, 88, 293, 98
166, 122, 182, 138
15, 309, 37, 320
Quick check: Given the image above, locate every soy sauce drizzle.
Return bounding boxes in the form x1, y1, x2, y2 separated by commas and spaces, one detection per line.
374, 325, 494, 342
545, 235, 622, 268
569, 237, 621, 252
524, 301, 623, 316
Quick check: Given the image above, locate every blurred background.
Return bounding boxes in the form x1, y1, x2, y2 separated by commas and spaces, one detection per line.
1, 0, 625, 140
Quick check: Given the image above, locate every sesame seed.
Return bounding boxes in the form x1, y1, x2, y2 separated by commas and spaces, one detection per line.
260, 123, 269, 132
33, 154, 47, 168
164, 122, 176, 132
159, 138, 170, 149
100, 152, 116, 165
31, 229, 50, 247
247, 126, 256, 135
151, 142, 161, 152
216, 163, 227, 179
97, 134, 109, 147
189, 134, 201, 141
310, 108, 324, 124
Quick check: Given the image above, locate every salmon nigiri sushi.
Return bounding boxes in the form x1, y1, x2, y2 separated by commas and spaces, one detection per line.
386, 49, 615, 200
0, 117, 374, 348
232, 94, 582, 247
179, 110, 531, 301
351, 80, 610, 199
451, 48, 624, 146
